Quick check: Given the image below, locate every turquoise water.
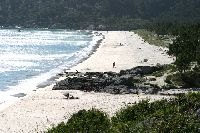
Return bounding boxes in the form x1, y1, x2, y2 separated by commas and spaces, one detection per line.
0, 29, 102, 105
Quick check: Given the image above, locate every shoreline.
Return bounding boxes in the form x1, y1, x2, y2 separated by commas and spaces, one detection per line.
65, 31, 105, 72
0, 31, 174, 132
0, 30, 104, 112
68, 31, 173, 73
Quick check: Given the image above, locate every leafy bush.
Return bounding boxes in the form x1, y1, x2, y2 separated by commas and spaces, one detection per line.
181, 71, 200, 88
111, 93, 200, 132
168, 24, 200, 73
151, 64, 177, 77
47, 109, 111, 133
111, 100, 172, 132
165, 70, 200, 88
66, 109, 111, 133
47, 122, 68, 133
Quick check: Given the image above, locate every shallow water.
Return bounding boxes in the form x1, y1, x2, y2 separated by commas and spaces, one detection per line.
0, 29, 102, 107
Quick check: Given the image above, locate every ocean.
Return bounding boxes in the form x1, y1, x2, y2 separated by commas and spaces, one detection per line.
0, 29, 102, 109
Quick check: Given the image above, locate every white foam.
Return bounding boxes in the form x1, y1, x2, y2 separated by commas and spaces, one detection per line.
68, 31, 104, 65
1, 38, 89, 46
0, 53, 72, 61
0, 30, 104, 111
0, 67, 10, 73
0, 29, 90, 46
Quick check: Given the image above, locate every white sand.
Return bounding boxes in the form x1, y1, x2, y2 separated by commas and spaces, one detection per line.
69, 31, 173, 72
0, 87, 171, 133
0, 31, 173, 133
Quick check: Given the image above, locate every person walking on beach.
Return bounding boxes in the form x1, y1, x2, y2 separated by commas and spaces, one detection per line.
113, 62, 115, 68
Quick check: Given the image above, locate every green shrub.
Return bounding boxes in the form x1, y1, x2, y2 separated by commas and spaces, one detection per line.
165, 70, 200, 88
165, 75, 172, 83
152, 71, 164, 77
47, 109, 111, 133
47, 122, 68, 133
66, 109, 111, 133
151, 64, 177, 77
112, 100, 170, 124
181, 71, 200, 88
111, 93, 200, 133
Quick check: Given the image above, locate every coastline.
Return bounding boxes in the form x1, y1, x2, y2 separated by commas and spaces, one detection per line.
68, 31, 173, 73
0, 31, 174, 132
0, 30, 103, 112
65, 31, 105, 71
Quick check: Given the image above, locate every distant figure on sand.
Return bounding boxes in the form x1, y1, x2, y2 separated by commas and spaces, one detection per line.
113, 62, 115, 68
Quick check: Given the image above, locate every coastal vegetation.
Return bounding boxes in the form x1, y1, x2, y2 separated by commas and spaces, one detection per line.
168, 25, 200, 73
142, 23, 200, 88
48, 109, 111, 133
1, 0, 200, 29
133, 29, 171, 47
47, 93, 200, 133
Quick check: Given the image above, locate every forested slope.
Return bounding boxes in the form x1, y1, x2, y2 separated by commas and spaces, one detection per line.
0, 0, 200, 29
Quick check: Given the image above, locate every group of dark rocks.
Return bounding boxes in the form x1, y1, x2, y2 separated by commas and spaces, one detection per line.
53, 66, 163, 95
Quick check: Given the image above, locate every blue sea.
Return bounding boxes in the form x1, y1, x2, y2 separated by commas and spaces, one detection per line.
0, 29, 102, 108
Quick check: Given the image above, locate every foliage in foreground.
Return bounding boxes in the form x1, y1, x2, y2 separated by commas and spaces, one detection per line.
47, 109, 111, 133
47, 93, 200, 133
112, 93, 200, 132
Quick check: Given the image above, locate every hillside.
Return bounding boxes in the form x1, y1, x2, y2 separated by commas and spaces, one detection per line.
0, 0, 200, 29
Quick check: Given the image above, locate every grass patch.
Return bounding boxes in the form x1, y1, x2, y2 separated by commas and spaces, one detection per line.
151, 64, 177, 77
134, 29, 172, 47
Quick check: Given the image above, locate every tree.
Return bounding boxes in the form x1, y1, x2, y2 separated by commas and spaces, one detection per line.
168, 24, 200, 73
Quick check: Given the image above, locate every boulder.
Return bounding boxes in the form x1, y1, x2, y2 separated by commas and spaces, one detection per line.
119, 70, 128, 75
145, 88, 158, 94
129, 89, 137, 94
136, 89, 143, 94
104, 85, 129, 94
129, 66, 162, 75
143, 59, 148, 62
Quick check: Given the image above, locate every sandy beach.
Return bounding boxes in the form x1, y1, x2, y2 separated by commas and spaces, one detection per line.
0, 31, 173, 133
69, 31, 173, 72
